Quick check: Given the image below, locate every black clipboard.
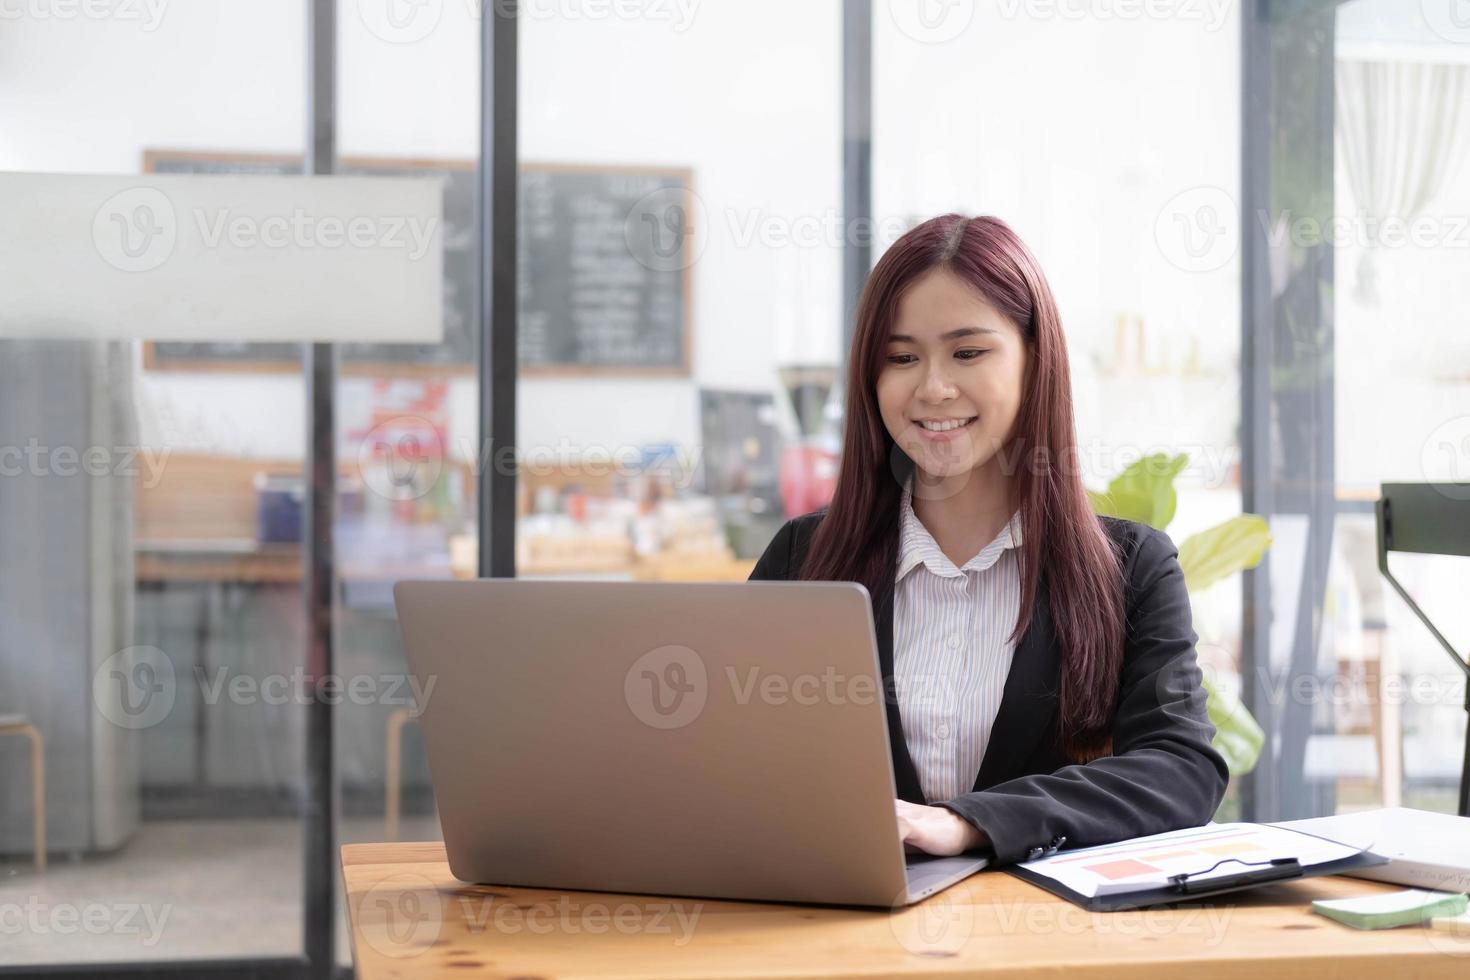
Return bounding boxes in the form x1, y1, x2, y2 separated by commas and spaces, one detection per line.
1006, 827, 1390, 912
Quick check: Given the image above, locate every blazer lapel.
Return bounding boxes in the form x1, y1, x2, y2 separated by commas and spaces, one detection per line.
873, 584, 926, 803
875, 564, 1060, 801
973, 574, 1060, 791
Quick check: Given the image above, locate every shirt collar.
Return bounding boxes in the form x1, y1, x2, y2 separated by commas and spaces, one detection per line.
897, 476, 1023, 582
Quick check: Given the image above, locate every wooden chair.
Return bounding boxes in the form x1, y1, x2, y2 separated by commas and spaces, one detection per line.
0, 714, 45, 872
384, 707, 419, 842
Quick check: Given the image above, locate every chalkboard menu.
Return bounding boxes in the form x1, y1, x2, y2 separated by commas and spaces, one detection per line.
142, 152, 692, 376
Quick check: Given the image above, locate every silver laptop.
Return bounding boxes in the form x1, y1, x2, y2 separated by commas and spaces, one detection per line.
392, 579, 990, 908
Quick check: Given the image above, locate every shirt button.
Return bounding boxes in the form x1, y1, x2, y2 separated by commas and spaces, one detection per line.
945, 634, 961, 650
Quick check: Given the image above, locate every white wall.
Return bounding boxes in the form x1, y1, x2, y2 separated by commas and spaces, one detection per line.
11, 3, 1460, 499
1, 2, 298, 455
1, 0, 842, 460
1332, 0, 1470, 494
1334, 151, 1470, 493
875, 2, 1243, 494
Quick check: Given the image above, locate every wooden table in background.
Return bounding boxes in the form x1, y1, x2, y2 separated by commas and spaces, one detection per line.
341, 841, 1470, 978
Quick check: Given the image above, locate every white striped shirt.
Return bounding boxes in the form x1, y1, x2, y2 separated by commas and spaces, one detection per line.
893, 478, 1024, 803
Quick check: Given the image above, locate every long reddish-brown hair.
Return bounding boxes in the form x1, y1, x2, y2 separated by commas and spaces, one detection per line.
799, 214, 1124, 764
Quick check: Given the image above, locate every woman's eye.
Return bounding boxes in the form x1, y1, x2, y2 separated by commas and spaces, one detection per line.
887, 354, 917, 365
955, 349, 990, 361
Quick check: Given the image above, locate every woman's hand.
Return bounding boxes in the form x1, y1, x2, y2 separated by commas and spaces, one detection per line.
895, 799, 990, 856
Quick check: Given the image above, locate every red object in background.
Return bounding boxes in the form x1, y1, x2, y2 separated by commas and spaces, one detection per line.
346, 379, 451, 458
779, 443, 839, 519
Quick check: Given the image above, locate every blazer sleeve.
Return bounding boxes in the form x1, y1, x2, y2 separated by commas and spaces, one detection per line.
747, 518, 798, 581
934, 526, 1231, 865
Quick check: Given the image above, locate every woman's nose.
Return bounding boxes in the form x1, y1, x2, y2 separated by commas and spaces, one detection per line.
919, 364, 957, 401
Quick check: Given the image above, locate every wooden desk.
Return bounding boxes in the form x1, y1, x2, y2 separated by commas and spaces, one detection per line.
342, 842, 1470, 978
134, 539, 303, 584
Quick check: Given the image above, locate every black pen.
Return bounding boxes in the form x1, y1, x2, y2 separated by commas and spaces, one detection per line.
1171, 857, 1303, 895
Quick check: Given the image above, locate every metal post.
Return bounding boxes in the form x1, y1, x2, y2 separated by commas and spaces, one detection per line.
1239, 0, 1273, 826
303, 0, 337, 973
841, 0, 873, 367
478, 0, 519, 579
1240, 0, 1340, 822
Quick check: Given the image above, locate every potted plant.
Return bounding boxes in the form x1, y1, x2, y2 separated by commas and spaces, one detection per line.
1088, 453, 1270, 780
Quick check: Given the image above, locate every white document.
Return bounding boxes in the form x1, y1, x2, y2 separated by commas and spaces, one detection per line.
1273, 807, 1470, 893
1017, 822, 1365, 899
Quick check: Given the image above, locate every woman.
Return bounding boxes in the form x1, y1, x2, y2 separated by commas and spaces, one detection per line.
749, 214, 1228, 866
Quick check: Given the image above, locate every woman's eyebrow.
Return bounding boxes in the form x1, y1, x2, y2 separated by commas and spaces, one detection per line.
888, 326, 999, 343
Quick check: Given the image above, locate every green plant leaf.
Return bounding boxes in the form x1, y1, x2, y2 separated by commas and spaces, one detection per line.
1177, 515, 1273, 594
1088, 458, 1270, 777
1203, 675, 1265, 777
1089, 453, 1189, 529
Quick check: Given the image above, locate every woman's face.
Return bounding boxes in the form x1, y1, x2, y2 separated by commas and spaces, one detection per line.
876, 266, 1029, 487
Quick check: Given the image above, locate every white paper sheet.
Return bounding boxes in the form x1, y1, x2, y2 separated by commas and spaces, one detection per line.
1018, 822, 1366, 899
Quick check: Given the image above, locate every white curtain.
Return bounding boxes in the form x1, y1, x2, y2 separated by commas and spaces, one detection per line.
1335, 59, 1470, 305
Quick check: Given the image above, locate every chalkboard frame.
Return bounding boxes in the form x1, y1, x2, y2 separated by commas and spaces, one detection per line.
139, 150, 695, 378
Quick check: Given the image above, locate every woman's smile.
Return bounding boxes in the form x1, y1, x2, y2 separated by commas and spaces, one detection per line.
913, 416, 977, 440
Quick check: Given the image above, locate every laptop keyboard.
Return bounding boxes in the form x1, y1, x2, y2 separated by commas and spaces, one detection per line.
903, 852, 990, 896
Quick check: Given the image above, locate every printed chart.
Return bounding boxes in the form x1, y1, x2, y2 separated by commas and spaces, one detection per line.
1019, 823, 1365, 899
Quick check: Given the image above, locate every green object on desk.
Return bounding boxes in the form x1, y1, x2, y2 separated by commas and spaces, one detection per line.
1311, 889, 1469, 930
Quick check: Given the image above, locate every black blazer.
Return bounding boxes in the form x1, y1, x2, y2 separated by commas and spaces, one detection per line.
748, 511, 1230, 866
